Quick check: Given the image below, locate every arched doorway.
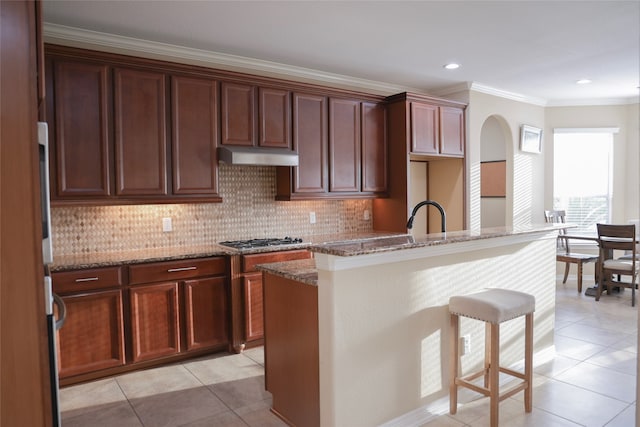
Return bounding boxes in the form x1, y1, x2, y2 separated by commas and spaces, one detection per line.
480, 115, 511, 227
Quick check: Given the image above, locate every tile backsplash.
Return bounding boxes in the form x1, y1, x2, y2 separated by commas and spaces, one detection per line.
51, 165, 373, 256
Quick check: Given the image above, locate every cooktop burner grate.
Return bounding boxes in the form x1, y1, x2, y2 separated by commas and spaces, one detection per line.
218, 237, 303, 249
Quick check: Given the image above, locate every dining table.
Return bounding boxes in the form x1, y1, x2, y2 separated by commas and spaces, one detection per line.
563, 231, 639, 297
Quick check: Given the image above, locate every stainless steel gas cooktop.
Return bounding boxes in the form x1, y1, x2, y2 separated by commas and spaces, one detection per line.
218, 237, 304, 250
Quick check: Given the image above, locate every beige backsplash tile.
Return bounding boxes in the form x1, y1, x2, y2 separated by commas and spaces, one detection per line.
51, 165, 374, 256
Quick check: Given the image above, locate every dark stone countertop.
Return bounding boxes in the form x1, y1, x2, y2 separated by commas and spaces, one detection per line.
308, 224, 566, 257
50, 231, 403, 272
257, 258, 318, 286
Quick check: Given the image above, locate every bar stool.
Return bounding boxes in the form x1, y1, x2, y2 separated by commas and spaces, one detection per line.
449, 289, 535, 427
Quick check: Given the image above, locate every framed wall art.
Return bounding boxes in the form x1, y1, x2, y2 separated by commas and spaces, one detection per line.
520, 125, 542, 153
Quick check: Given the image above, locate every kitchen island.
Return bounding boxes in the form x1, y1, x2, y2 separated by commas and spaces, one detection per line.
259, 225, 561, 427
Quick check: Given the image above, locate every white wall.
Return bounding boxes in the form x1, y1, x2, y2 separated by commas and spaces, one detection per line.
463, 91, 546, 228
544, 103, 640, 224
446, 90, 638, 232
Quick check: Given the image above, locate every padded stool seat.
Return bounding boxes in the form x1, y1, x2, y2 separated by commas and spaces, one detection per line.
449, 289, 535, 427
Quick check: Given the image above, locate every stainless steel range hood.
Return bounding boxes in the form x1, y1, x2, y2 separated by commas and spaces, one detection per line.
218, 146, 299, 166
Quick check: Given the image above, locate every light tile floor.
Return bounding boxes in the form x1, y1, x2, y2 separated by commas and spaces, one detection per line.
60, 277, 637, 426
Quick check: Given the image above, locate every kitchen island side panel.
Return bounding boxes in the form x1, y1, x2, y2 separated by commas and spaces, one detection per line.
263, 273, 319, 427
315, 233, 556, 426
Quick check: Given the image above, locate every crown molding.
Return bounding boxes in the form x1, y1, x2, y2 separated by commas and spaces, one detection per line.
468, 82, 548, 106
43, 23, 420, 96
546, 96, 640, 107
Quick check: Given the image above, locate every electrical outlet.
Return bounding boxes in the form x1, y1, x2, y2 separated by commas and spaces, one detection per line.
461, 335, 471, 356
309, 212, 316, 224
363, 210, 370, 220
162, 217, 172, 232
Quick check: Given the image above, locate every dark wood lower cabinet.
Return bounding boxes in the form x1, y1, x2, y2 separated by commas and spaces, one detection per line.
183, 276, 228, 351
129, 282, 181, 363
57, 290, 126, 378
54, 256, 229, 384
230, 249, 312, 351
243, 272, 264, 342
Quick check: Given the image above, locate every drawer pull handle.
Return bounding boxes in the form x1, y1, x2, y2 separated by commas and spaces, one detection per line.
167, 266, 197, 273
75, 277, 99, 283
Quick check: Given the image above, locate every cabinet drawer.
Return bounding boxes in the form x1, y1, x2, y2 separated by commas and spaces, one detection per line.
52, 267, 124, 294
129, 257, 226, 285
242, 250, 311, 273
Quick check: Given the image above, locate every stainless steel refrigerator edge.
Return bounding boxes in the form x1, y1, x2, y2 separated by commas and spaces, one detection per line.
39, 121, 64, 426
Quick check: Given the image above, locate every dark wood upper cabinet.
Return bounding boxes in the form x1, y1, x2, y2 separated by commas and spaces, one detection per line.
114, 68, 167, 196
259, 87, 291, 149
409, 99, 464, 158
292, 92, 328, 194
361, 101, 387, 193
220, 82, 256, 146
440, 106, 465, 156
171, 76, 219, 195
329, 98, 360, 192
277, 95, 389, 201
276, 96, 387, 200
45, 45, 390, 204
52, 60, 112, 197
411, 102, 439, 155
221, 83, 292, 149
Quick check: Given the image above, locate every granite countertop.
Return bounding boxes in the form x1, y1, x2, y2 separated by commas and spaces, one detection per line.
50, 231, 404, 271
308, 224, 566, 257
253, 224, 566, 285
257, 258, 318, 286
50, 244, 234, 271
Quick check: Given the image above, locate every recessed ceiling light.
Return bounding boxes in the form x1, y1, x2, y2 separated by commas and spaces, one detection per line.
576, 79, 592, 84
444, 63, 460, 70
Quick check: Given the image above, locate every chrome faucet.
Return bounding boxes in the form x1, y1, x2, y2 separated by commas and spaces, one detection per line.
406, 200, 446, 233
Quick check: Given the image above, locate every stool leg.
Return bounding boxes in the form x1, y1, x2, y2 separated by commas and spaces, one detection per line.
525, 313, 533, 412
489, 323, 499, 427
484, 322, 491, 388
450, 313, 459, 414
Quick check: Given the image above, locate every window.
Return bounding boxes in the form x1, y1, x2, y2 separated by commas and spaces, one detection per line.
553, 130, 615, 234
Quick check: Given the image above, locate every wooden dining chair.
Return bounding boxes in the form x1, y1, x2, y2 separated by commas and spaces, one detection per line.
596, 224, 639, 306
544, 210, 598, 292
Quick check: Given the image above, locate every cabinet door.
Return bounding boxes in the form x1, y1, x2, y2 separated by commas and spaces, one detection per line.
439, 106, 465, 157
221, 82, 256, 146
114, 68, 167, 195
329, 98, 360, 192
361, 102, 387, 193
57, 290, 125, 378
410, 102, 438, 154
183, 276, 228, 351
130, 282, 180, 363
243, 272, 264, 342
171, 76, 219, 195
292, 93, 328, 194
52, 60, 111, 197
259, 87, 291, 149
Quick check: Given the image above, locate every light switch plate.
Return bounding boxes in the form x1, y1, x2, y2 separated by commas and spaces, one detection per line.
162, 217, 172, 232
309, 212, 316, 224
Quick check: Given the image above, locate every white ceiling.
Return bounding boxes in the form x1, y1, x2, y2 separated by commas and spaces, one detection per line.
42, 1, 640, 105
